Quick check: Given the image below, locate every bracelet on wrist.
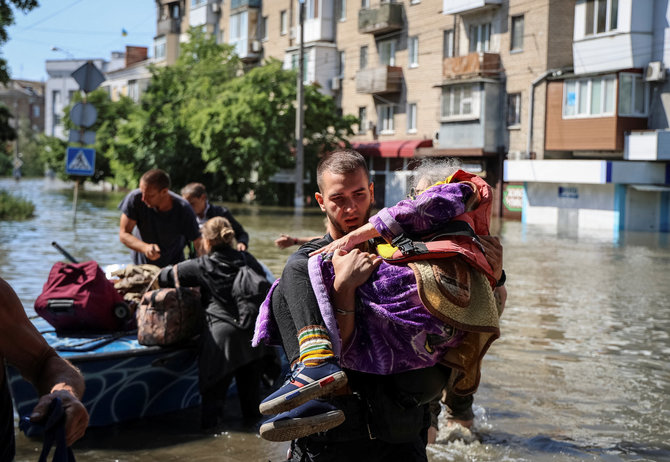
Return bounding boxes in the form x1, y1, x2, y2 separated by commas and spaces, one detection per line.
335, 308, 355, 316
496, 269, 506, 287
293, 238, 298, 245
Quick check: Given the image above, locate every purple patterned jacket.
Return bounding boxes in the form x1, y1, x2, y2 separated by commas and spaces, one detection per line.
254, 183, 474, 374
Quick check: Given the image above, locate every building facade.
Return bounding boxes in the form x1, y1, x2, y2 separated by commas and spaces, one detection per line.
505, 0, 670, 237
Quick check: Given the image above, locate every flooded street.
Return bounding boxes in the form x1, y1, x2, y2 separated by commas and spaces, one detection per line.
3, 177, 670, 461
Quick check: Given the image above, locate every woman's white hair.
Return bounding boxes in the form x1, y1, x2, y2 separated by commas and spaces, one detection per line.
409, 158, 462, 192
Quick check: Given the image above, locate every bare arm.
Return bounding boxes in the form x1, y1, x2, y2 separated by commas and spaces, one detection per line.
275, 234, 322, 249
119, 213, 160, 261
0, 278, 89, 445
310, 223, 380, 256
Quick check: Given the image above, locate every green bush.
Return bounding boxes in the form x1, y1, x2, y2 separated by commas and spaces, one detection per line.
0, 189, 35, 220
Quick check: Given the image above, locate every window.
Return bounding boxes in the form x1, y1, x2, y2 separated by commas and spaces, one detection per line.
441, 84, 479, 119
468, 23, 490, 53
378, 104, 394, 133
291, 51, 309, 80
306, 0, 318, 20
337, 0, 346, 21
507, 93, 521, 126
511, 15, 524, 51
358, 107, 367, 134
360, 46, 368, 70
338, 51, 345, 78
585, 0, 618, 35
32, 105, 40, 118
562, 75, 616, 117
379, 39, 396, 66
408, 36, 418, 67
261, 16, 268, 40
443, 29, 454, 58
280, 10, 288, 35
407, 103, 417, 133
154, 36, 167, 59
361, 0, 370, 8
619, 73, 648, 116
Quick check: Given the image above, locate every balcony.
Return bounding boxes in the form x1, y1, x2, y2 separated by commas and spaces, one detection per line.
231, 0, 260, 10
356, 66, 403, 94
443, 52, 500, 80
156, 17, 180, 35
442, 0, 502, 15
358, 3, 404, 35
624, 130, 670, 161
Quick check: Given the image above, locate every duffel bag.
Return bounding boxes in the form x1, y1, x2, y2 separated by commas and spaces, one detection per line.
136, 264, 202, 346
34, 260, 127, 332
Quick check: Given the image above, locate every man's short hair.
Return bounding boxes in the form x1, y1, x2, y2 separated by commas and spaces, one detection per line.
140, 169, 171, 190
181, 182, 207, 199
317, 149, 370, 191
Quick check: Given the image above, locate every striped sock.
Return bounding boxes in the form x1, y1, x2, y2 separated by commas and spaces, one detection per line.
298, 325, 334, 366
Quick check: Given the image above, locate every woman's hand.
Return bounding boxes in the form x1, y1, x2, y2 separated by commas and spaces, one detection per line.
310, 223, 380, 257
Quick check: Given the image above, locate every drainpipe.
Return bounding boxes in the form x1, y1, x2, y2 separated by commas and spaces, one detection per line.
526, 69, 563, 158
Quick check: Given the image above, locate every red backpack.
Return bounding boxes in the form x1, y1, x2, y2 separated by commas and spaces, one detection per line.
34, 261, 128, 332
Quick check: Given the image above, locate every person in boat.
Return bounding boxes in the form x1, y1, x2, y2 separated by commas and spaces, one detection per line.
252, 150, 504, 458
0, 277, 89, 460
118, 168, 202, 268
157, 216, 272, 430
181, 182, 250, 251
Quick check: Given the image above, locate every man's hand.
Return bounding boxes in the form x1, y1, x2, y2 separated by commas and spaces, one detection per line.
30, 389, 89, 446
144, 243, 161, 261
331, 248, 382, 292
480, 235, 503, 281
237, 242, 248, 252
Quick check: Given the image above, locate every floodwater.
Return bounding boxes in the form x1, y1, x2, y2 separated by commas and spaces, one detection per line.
2, 177, 670, 462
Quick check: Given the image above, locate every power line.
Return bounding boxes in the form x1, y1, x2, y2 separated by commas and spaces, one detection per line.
17, 0, 86, 32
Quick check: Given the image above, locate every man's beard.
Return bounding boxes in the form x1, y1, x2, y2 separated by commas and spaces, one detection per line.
327, 203, 372, 238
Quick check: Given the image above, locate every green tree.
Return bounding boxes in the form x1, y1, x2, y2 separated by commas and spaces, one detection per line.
0, 0, 38, 84
187, 59, 357, 202
109, 28, 240, 191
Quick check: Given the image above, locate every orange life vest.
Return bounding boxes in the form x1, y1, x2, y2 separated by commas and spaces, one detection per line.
378, 170, 497, 287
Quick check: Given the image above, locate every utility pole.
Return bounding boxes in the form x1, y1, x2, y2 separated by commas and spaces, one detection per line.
294, 0, 305, 209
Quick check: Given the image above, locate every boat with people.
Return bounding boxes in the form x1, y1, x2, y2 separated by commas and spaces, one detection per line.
6, 316, 201, 427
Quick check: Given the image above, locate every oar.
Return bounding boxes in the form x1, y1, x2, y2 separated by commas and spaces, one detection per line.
51, 241, 78, 264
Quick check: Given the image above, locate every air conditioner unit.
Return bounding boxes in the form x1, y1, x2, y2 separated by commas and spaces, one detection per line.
507, 150, 526, 160
645, 61, 665, 82
331, 77, 341, 91
211, 2, 220, 13
251, 40, 262, 53
289, 28, 296, 40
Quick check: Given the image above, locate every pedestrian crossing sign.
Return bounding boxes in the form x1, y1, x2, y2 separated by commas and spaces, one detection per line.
65, 147, 96, 176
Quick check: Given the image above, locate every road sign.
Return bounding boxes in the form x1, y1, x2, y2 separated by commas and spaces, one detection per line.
65, 147, 95, 176
71, 61, 105, 93
69, 102, 98, 128
68, 130, 96, 145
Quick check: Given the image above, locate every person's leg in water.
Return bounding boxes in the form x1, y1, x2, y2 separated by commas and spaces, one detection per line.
234, 359, 263, 424
200, 374, 233, 430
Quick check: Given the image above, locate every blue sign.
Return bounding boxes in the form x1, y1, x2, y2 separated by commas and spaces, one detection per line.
65, 147, 95, 176
558, 186, 579, 199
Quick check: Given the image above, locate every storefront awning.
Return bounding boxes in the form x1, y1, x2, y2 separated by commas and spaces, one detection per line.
351, 139, 433, 158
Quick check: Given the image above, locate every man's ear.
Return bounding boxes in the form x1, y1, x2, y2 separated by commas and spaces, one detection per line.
368, 182, 375, 205
315, 192, 326, 211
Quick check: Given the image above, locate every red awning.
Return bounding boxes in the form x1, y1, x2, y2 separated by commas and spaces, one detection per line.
351, 139, 433, 158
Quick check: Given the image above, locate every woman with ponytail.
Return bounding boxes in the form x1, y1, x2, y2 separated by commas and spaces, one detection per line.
158, 216, 272, 430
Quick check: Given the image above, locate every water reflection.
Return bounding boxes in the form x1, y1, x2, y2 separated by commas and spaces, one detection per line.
3, 178, 670, 461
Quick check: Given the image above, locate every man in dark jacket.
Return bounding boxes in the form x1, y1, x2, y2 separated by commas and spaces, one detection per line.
181, 182, 250, 251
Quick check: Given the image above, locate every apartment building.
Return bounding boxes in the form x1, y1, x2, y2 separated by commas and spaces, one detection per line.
0, 79, 45, 135
506, 0, 670, 237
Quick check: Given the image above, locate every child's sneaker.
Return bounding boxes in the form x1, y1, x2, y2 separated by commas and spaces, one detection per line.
259, 360, 347, 415
259, 399, 345, 442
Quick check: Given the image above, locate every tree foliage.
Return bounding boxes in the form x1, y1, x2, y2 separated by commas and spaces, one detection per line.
0, 0, 39, 84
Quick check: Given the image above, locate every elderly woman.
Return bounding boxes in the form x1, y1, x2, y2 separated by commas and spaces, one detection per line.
158, 216, 270, 430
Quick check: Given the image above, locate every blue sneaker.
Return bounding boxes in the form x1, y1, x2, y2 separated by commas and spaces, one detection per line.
259, 361, 347, 415
259, 399, 345, 442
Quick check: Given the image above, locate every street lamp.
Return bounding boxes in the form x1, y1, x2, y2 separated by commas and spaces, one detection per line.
51, 46, 75, 59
